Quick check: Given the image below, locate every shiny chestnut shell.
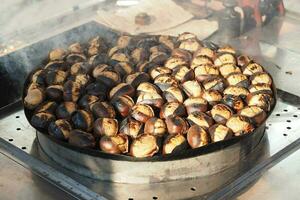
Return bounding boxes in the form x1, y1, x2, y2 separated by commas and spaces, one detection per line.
48, 119, 72, 140
71, 110, 94, 132
163, 134, 187, 155
112, 95, 134, 117
109, 83, 135, 101
144, 117, 167, 137
94, 118, 118, 137
46, 85, 63, 102
31, 112, 56, 129
100, 134, 129, 154
120, 117, 143, 138
68, 129, 96, 148
131, 104, 155, 123
90, 101, 116, 119
209, 124, 233, 142
130, 134, 159, 158
187, 125, 210, 148
226, 115, 255, 136
239, 106, 267, 125
56, 102, 77, 120
160, 102, 186, 119
165, 115, 189, 135
187, 111, 214, 129
183, 97, 208, 115
210, 104, 233, 124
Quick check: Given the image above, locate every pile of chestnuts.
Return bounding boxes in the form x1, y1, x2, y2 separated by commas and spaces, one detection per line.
23, 32, 274, 158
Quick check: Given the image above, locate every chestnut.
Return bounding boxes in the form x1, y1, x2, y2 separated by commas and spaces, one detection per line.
202, 90, 222, 105
137, 92, 164, 108
31, 70, 45, 86
48, 119, 72, 140
179, 38, 202, 52
222, 94, 245, 111
163, 86, 185, 103
45, 70, 67, 85
182, 80, 203, 97
69, 74, 90, 87
71, 110, 94, 132
88, 53, 108, 67
165, 115, 189, 135
211, 104, 233, 124
164, 56, 188, 70
250, 72, 272, 85
137, 61, 156, 73
223, 86, 249, 99
246, 93, 273, 111
111, 95, 134, 117
63, 80, 82, 102
149, 52, 168, 65
242, 62, 264, 76
120, 117, 143, 138
130, 134, 159, 158
239, 106, 267, 125
191, 56, 213, 70
131, 47, 149, 64
108, 46, 120, 57
194, 47, 215, 60
226, 115, 254, 136
187, 111, 214, 129
94, 118, 118, 137
131, 104, 155, 123
68, 42, 83, 54
46, 85, 63, 101
92, 64, 113, 79
217, 45, 236, 54
160, 102, 186, 119
237, 55, 251, 67
90, 101, 116, 118
56, 102, 77, 119
44, 61, 65, 71
78, 95, 99, 110
95, 70, 121, 88
214, 53, 236, 67
187, 125, 210, 148
144, 117, 167, 137
117, 35, 132, 49
70, 62, 89, 76
183, 97, 208, 114
248, 83, 272, 94
226, 73, 249, 88
219, 63, 241, 78
154, 74, 178, 91
177, 32, 197, 41
109, 83, 135, 100
125, 72, 150, 88
137, 82, 161, 95
172, 66, 194, 82
100, 134, 129, 154
68, 129, 96, 148
87, 36, 105, 56
209, 124, 233, 142
31, 112, 55, 129
34, 101, 57, 114
150, 66, 172, 79
163, 134, 187, 155
202, 77, 225, 92
113, 62, 134, 77
85, 82, 108, 98
159, 36, 176, 50
24, 86, 45, 109
66, 53, 86, 64
171, 48, 192, 61
111, 52, 130, 63
49, 48, 66, 61
194, 64, 219, 82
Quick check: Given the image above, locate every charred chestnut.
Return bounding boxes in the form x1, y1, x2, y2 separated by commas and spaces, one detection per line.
202, 90, 222, 105
46, 85, 63, 101
144, 117, 167, 137
78, 95, 99, 110
202, 77, 225, 92
211, 104, 233, 124
194, 64, 219, 82
172, 66, 194, 82
131, 47, 149, 64
214, 53, 236, 67
69, 74, 90, 87
120, 117, 143, 138
31, 70, 45, 86
160, 102, 186, 119
222, 94, 245, 111
45, 70, 67, 85
226, 115, 254, 136
239, 106, 267, 125
163, 134, 187, 155
130, 134, 159, 158
179, 38, 202, 52
149, 52, 168, 65
90, 101, 116, 119
49, 48, 66, 61
112, 95, 134, 117
31, 112, 55, 129
219, 63, 241, 78
246, 93, 273, 111
237, 55, 251, 67
68, 129, 96, 148
163, 86, 185, 103
34, 101, 57, 114
249, 83, 272, 94
137, 82, 161, 95
109, 83, 135, 100
194, 47, 215, 60
131, 104, 155, 123
92, 64, 113, 79
125, 72, 150, 88
154, 74, 178, 91
137, 92, 164, 108
56, 102, 77, 119
24, 86, 45, 109
183, 97, 208, 115
209, 124, 233, 142
63, 80, 82, 102
242, 62, 264, 76
250, 72, 272, 85
113, 62, 134, 77
94, 118, 118, 137
223, 86, 249, 99
48, 119, 72, 140
71, 110, 94, 132
187, 125, 210, 148
70, 62, 89, 76
150, 66, 172, 79
182, 80, 203, 97
68, 43, 83, 54
226, 73, 249, 88
66, 53, 86, 64
100, 134, 129, 154
165, 115, 189, 135
191, 56, 213, 69
117, 35, 132, 49
171, 48, 192, 61
164, 56, 188, 70
217, 45, 236, 54
85, 82, 108, 98
95, 70, 121, 88
177, 32, 197, 41
187, 111, 214, 129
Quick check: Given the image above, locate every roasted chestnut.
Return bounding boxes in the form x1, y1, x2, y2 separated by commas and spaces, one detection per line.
92, 64, 113, 78
56, 102, 77, 119
194, 64, 219, 82
223, 86, 249, 98
149, 52, 168, 65
88, 36, 107, 56
63, 80, 82, 102
49, 48, 66, 61
154, 74, 178, 91
94, 118, 118, 137
110, 52, 130, 63
242, 62, 264, 76
46, 85, 63, 101
179, 38, 202, 52
137, 82, 161, 95
120, 117, 143, 138
219, 63, 241, 78
160, 102, 186, 119
66, 53, 86, 64
68, 129, 96, 148
226, 115, 254, 136
181, 80, 203, 97
125, 72, 150, 88
150, 66, 172, 79
95, 70, 121, 88
117, 35, 132, 49
131, 47, 149, 64
24, 86, 45, 109
183, 97, 208, 114
164, 56, 188, 70
191, 56, 213, 69
159, 35, 176, 50
31, 69, 45, 86
111, 95, 134, 117
187, 125, 210, 148
137, 92, 164, 108
113, 62, 134, 77
222, 94, 245, 111
100, 134, 129, 154
194, 47, 215, 59
45, 70, 67, 85
144, 117, 167, 137
239, 106, 267, 125
163, 86, 185, 103
131, 104, 155, 123
130, 134, 159, 158
226, 73, 249, 88
78, 95, 99, 110
187, 111, 214, 129
210, 104, 233, 124
109, 83, 135, 100
70, 62, 89, 76
171, 48, 192, 61
217, 45, 236, 54
68, 42, 83, 54
90, 101, 116, 119
85, 82, 108, 98
34, 101, 57, 114
137, 61, 156, 73
248, 83, 272, 94
165, 115, 189, 135
71, 110, 94, 132
172, 66, 194, 82
246, 93, 273, 111
88, 53, 108, 67
202, 77, 225, 92
31, 112, 55, 129
201, 90, 222, 105
209, 124, 233, 142
250, 72, 272, 85
48, 119, 72, 140
177, 32, 197, 41
44, 61, 65, 71
214, 53, 236, 67
163, 134, 187, 155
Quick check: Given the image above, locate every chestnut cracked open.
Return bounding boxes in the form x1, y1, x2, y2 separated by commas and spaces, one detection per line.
23, 31, 276, 160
